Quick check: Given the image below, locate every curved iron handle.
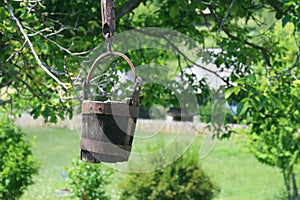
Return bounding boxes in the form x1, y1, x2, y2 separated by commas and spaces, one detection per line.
84, 51, 141, 105
86, 51, 136, 85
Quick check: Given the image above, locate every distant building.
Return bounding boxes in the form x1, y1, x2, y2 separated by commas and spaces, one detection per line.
166, 48, 231, 122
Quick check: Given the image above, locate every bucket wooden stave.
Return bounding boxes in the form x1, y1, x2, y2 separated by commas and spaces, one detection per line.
81, 101, 139, 163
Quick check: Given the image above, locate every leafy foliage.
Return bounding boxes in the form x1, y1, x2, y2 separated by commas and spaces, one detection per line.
1, 0, 299, 121
66, 157, 113, 200
226, 23, 300, 199
0, 109, 39, 200
200, 101, 236, 124
119, 152, 220, 200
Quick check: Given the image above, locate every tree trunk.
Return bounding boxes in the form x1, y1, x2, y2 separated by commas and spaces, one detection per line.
116, 0, 143, 20
82, 190, 86, 200
283, 171, 292, 200
292, 173, 299, 200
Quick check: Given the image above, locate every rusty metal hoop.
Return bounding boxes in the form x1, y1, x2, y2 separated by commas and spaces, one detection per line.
83, 51, 141, 105
86, 51, 136, 85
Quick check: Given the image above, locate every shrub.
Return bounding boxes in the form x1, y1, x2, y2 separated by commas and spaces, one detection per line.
200, 101, 237, 124
119, 151, 220, 200
0, 113, 39, 199
66, 157, 113, 200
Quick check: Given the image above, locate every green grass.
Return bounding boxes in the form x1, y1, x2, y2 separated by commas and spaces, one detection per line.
198, 137, 285, 200
21, 127, 285, 200
21, 127, 81, 200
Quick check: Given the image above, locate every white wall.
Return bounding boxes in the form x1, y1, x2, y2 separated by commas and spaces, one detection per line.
16, 113, 245, 134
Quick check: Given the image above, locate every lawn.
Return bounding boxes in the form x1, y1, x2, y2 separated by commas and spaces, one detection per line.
21, 127, 80, 200
21, 127, 285, 200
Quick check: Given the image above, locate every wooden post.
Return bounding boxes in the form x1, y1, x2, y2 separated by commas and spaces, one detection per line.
101, 0, 115, 38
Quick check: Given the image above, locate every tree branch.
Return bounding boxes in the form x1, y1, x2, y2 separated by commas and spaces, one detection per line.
208, 5, 273, 68
16, 77, 43, 100
6, 2, 68, 89
280, 46, 300, 80
218, 0, 236, 33
160, 35, 233, 86
115, 0, 144, 20
266, 0, 286, 15
222, 28, 272, 68
124, 27, 232, 86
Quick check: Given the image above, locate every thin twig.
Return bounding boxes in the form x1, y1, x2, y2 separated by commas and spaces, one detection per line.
23, 25, 89, 56
43, 10, 80, 17
44, 27, 66, 37
218, 0, 236, 33
5, 40, 27, 62
280, 46, 300, 80
27, 27, 52, 36
162, 35, 232, 86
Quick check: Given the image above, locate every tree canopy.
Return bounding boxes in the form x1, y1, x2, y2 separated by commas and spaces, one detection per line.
0, 0, 299, 119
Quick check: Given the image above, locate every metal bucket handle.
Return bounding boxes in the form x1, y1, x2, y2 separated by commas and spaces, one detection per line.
84, 51, 141, 106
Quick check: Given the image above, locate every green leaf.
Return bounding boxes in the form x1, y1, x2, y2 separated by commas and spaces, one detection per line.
292, 80, 300, 85
0, 77, 3, 84
247, 74, 256, 84
283, 1, 295, 8
235, 77, 246, 84
52, 98, 60, 104
170, 6, 179, 18
78, 26, 87, 35
236, 101, 249, 116
225, 87, 240, 99
258, 97, 267, 111
250, 98, 259, 111
270, 96, 284, 109
275, 12, 283, 20
282, 15, 292, 27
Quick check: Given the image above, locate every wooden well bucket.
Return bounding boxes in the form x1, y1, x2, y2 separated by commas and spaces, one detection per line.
81, 52, 141, 163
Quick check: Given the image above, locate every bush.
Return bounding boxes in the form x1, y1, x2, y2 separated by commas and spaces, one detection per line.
66, 157, 113, 200
119, 152, 220, 200
0, 113, 39, 199
200, 101, 236, 124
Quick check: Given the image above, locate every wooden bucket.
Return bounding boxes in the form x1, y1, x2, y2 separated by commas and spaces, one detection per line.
80, 52, 141, 163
